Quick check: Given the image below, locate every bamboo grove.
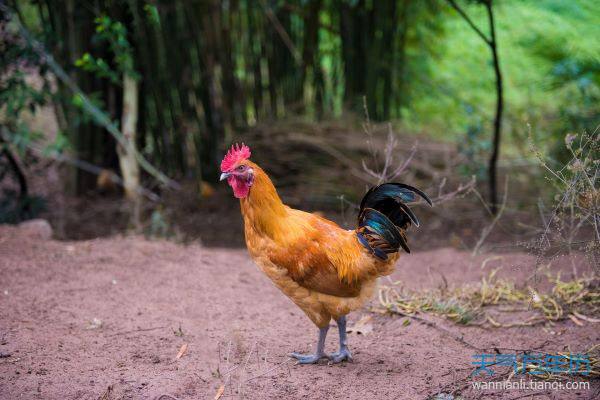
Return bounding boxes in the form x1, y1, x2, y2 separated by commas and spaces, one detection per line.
5, 0, 443, 193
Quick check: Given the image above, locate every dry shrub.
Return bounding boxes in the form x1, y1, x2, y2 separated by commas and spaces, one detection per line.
379, 267, 600, 328
528, 129, 599, 268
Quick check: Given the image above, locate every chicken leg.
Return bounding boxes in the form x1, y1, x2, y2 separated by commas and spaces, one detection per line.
329, 315, 353, 363
289, 316, 353, 365
289, 325, 329, 364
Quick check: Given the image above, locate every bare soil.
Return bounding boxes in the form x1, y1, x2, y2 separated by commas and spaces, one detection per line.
0, 225, 598, 400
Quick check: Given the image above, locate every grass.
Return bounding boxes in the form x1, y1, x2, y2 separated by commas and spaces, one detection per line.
378, 267, 600, 328
516, 345, 600, 380
384, 264, 600, 395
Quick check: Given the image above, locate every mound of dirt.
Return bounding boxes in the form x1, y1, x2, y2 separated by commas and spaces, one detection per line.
0, 228, 597, 399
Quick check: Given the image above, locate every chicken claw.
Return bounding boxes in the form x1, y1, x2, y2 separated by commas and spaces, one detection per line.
289, 352, 328, 364
329, 348, 353, 363
289, 326, 329, 365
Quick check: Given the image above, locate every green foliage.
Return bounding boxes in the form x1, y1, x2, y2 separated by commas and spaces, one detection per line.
43, 131, 71, 157
69, 92, 108, 126
6, 124, 43, 155
0, 11, 62, 223
5, 0, 597, 195
74, 52, 120, 84
407, 0, 600, 152
74, 15, 138, 82
549, 59, 600, 163
143, 4, 161, 26
94, 15, 137, 77
0, 20, 53, 156
0, 72, 46, 117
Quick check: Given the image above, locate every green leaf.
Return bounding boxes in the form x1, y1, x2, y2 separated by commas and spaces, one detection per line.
144, 4, 161, 26
71, 93, 84, 108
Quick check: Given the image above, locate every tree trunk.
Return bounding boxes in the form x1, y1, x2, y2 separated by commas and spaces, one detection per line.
117, 74, 141, 227
447, 0, 504, 214
486, 1, 503, 214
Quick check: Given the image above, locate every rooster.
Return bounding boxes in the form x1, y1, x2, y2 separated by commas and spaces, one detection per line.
220, 143, 431, 364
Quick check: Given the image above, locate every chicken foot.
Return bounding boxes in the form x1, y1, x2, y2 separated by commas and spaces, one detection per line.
289, 325, 329, 364
289, 316, 353, 365
329, 315, 353, 363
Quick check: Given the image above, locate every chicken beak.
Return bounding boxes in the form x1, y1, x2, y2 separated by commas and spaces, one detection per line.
219, 172, 231, 181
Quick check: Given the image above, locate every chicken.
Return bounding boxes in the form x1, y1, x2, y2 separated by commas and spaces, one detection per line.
219, 143, 431, 364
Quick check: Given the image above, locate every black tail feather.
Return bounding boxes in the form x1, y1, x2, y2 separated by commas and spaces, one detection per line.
356, 182, 431, 258
357, 208, 410, 259
359, 183, 432, 211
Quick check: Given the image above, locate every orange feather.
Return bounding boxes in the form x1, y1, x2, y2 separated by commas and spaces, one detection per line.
238, 161, 398, 328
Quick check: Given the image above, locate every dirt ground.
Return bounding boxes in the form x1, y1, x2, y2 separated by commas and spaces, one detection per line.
0, 224, 598, 400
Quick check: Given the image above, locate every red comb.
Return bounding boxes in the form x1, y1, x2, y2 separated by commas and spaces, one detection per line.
220, 143, 251, 172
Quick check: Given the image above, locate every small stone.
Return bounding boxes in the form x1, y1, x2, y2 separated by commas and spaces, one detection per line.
86, 318, 103, 330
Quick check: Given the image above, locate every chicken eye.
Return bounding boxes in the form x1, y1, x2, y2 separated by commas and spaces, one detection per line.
237, 165, 245, 171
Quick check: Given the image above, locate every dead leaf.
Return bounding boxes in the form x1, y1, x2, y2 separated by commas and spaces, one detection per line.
176, 343, 188, 359
347, 315, 373, 335
214, 384, 225, 400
